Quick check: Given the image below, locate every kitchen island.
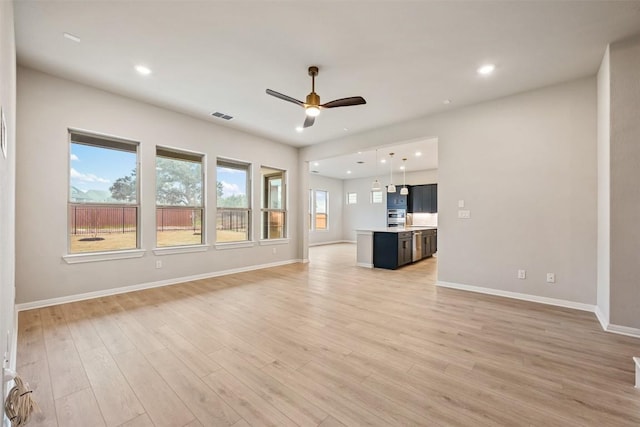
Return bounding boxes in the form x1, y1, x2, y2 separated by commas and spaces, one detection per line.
356, 226, 437, 269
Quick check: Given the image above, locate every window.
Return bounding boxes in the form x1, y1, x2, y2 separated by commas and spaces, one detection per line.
371, 190, 383, 204
68, 131, 139, 254
156, 148, 204, 247
217, 159, 251, 242
314, 190, 328, 230
347, 192, 357, 205
262, 167, 286, 239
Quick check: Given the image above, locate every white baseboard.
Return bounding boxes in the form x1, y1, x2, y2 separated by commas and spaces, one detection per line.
606, 323, 640, 339
356, 262, 373, 268
308, 240, 354, 247
594, 304, 640, 338
595, 305, 609, 330
16, 258, 302, 312
436, 281, 596, 312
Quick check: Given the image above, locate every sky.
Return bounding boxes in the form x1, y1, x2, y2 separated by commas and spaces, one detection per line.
70, 143, 247, 197
217, 167, 246, 197
70, 143, 136, 192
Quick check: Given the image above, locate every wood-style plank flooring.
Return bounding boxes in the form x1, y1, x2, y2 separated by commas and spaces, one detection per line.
16, 243, 640, 426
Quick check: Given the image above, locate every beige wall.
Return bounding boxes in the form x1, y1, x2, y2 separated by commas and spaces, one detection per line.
609, 34, 640, 329
0, 0, 17, 414
597, 47, 611, 324
303, 77, 598, 306
16, 67, 300, 305
308, 174, 344, 245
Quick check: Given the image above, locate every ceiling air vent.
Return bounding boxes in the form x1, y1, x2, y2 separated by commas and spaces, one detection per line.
211, 112, 234, 121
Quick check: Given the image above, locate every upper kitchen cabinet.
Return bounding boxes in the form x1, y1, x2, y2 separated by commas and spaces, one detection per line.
386, 186, 408, 209
408, 184, 438, 213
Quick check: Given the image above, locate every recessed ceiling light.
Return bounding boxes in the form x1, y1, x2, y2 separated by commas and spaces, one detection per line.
380, 159, 386, 164
296, 126, 304, 133
477, 64, 495, 76
443, 99, 452, 105
357, 151, 362, 154
313, 162, 319, 166
346, 170, 352, 174
400, 166, 405, 170
415, 151, 422, 157
135, 65, 152, 76
63, 32, 81, 43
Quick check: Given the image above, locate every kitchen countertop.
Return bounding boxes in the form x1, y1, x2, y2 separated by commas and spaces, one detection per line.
356, 226, 437, 233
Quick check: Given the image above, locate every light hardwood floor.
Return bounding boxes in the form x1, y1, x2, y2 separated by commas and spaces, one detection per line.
16, 243, 640, 426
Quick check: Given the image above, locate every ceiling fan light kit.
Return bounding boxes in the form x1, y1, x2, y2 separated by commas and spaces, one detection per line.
266, 66, 366, 128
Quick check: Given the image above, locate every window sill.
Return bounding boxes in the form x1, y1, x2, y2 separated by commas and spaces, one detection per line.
215, 241, 256, 250
259, 238, 290, 246
63, 249, 146, 264
153, 245, 210, 256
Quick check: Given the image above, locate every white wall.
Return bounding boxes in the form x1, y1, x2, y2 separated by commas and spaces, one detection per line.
302, 77, 597, 307
609, 34, 640, 330
597, 46, 611, 325
308, 174, 344, 245
0, 0, 17, 417
342, 177, 387, 240
16, 67, 300, 305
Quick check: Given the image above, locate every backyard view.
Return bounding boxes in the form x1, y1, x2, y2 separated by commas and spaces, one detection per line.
69, 139, 255, 253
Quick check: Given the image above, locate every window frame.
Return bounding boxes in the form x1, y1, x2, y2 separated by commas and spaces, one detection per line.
216, 158, 252, 244
371, 190, 383, 204
261, 167, 287, 240
346, 192, 357, 205
67, 129, 141, 256
155, 146, 206, 249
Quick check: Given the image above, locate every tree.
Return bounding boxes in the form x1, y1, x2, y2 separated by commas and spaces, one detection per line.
217, 181, 223, 198
109, 169, 136, 202
156, 157, 202, 206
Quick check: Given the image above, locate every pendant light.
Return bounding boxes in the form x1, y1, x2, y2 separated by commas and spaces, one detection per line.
387, 153, 396, 193
400, 158, 409, 195
371, 149, 382, 191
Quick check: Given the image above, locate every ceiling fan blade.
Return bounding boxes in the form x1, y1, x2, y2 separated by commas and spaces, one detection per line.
321, 96, 367, 109
266, 89, 304, 107
303, 115, 315, 128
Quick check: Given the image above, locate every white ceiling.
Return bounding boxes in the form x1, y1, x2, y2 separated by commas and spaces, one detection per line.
310, 138, 437, 181
14, 1, 640, 152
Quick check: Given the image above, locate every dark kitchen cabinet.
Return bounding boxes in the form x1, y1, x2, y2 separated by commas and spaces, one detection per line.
421, 229, 437, 258
398, 232, 413, 266
373, 231, 412, 270
386, 187, 408, 209
408, 184, 438, 213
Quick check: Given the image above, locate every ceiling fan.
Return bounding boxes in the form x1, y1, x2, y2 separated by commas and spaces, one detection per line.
266, 66, 366, 128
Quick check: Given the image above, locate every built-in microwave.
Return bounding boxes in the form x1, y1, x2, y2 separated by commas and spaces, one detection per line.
387, 209, 406, 227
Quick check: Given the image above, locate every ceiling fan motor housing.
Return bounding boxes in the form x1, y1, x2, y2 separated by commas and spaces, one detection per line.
306, 91, 320, 106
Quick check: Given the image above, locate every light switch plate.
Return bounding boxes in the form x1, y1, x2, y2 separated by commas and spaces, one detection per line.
458, 200, 465, 208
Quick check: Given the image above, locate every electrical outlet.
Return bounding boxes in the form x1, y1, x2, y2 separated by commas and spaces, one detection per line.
458, 210, 471, 219
156, 260, 162, 269
272, 247, 277, 254
546, 273, 555, 283
518, 269, 526, 279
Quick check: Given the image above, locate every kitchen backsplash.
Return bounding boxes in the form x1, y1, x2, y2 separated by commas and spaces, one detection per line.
407, 213, 438, 227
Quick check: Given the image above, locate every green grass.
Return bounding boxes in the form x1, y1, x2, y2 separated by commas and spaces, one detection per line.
69, 229, 248, 253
